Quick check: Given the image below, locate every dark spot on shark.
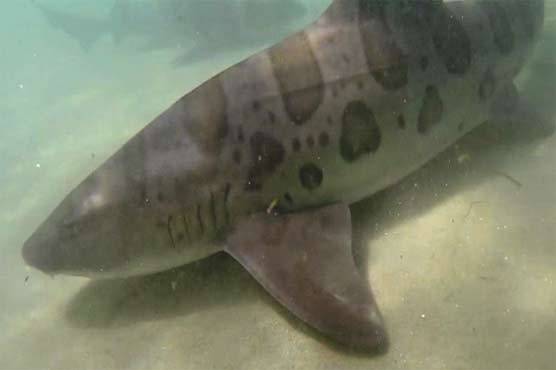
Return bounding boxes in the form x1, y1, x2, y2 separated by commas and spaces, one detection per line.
233, 149, 242, 164
342, 53, 350, 64
252, 100, 261, 112
244, 132, 285, 191
359, 1, 389, 31
326, 116, 333, 126
397, 114, 406, 129
223, 183, 231, 225
418, 85, 444, 134
292, 138, 301, 152
306, 135, 315, 148
269, 31, 323, 125
319, 132, 330, 147
340, 101, 381, 162
431, 5, 472, 75
331, 86, 338, 98
216, 121, 230, 145
420, 56, 429, 71
237, 126, 245, 143
157, 192, 165, 203
167, 215, 176, 248
268, 110, 276, 123
174, 177, 187, 204
173, 140, 183, 150
209, 191, 217, 231
359, 1, 408, 90
479, 1, 514, 55
299, 163, 323, 191
181, 211, 191, 242
397, 0, 439, 29
177, 232, 185, 242
371, 61, 408, 91
479, 69, 497, 101
196, 204, 204, 235
283, 192, 294, 204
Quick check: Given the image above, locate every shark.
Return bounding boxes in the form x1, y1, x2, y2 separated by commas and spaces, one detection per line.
33, 0, 309, 65
23, 0, 546, 350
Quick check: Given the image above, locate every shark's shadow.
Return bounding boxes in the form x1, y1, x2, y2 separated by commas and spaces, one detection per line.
65, 37, 556, 353
65, 252, 265, 327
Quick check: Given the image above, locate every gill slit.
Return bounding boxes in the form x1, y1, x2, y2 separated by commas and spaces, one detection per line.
167, 215, 176, 248
209, 191, 217, 231
223, 183, 231, 225
181, 208, 191, 242
196, 203, 204, 235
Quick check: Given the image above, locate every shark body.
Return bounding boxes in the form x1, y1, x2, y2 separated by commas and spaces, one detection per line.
33, 0, 309, 65
24, 0, 545, 350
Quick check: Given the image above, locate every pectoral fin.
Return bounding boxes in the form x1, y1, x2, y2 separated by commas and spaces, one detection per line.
225, 203, 386, 350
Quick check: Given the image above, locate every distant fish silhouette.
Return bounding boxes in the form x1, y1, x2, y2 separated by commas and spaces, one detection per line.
33, 1, 109, 50
32, 0, 309, 65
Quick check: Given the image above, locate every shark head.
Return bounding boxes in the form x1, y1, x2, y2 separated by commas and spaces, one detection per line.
21, 160, 182, 278
21, 72, 271, 279
22, 178, 125, 277
22, 94, 229, 278
22, 157, 223, 279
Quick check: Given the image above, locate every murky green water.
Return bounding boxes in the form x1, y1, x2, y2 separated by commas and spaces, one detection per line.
1, 1, 554, 369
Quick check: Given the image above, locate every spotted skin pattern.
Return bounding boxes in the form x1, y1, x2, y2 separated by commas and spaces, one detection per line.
23, 0, 544, 279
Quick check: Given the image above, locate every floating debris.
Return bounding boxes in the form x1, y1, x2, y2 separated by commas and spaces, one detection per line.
493, 170, 523, 188
266, 198, 279, 214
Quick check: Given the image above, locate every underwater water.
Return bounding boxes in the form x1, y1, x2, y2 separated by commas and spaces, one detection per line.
1, 0, 555, 369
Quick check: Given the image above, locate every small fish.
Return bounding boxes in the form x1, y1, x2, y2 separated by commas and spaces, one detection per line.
23, 0, 546, 350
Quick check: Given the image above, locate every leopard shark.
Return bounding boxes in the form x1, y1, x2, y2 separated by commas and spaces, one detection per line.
23, 0, 545, 350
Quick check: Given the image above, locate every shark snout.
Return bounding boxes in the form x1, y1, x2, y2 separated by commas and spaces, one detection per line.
22, 196, 86, 275
22, 221, 63, 275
